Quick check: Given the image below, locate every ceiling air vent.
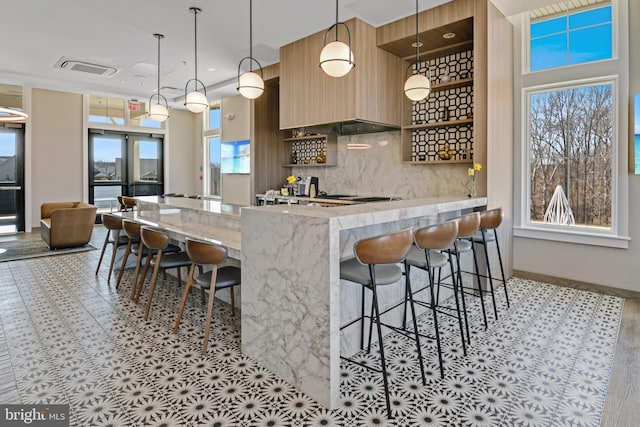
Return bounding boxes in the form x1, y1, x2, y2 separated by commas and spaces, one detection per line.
54, 57, 118, 77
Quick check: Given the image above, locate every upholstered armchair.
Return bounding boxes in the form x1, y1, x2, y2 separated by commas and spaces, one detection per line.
40, 202, 97, 249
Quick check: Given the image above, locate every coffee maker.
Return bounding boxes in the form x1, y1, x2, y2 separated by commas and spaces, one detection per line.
297, 176, 319, 197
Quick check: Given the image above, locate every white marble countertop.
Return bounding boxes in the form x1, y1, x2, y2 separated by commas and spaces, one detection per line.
245, 196, 487, 230
136, 195, 244, 217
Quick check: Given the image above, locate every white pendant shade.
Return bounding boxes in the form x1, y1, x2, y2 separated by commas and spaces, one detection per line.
320, 41, 355, 78
185, 90, 208, 113
238, 71, 265, 99
404, 74, 431, 101
0, 107, 28, 122
148, 103, 169, 122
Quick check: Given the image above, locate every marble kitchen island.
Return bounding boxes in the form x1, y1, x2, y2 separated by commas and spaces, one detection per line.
241, 196, 486, 409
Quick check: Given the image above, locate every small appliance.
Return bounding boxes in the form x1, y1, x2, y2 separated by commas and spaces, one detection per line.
297, 176, 319, 196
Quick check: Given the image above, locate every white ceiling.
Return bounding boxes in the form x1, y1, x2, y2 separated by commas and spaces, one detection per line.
1, 0, 538, 108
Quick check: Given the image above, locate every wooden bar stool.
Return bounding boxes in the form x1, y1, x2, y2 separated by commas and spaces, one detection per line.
449, 212, 490, 336
137, 227, 192, 321
404, 220, 466, 378
115, 220, 181, 299
339, 228, 425, 419
95, 213, 129, 284
472, 208, 509, 312
173, 238, 241, 354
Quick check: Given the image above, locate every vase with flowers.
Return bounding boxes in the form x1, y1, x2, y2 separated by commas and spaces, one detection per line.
467, 163, 482, 198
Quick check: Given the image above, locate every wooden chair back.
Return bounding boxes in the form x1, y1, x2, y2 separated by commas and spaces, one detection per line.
354, 229, 413, 265
414, 221, 459, 250
185, 238, 227, 266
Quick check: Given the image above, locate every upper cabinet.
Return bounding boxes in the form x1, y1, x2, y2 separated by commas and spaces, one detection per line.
279, 18, 402, 130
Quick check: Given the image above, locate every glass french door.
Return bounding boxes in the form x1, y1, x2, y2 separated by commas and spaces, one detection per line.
88, 130, 163, 217
0, 125, 25, 234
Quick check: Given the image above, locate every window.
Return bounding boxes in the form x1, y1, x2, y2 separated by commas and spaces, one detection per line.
88, 96, 163, 129
204, 101, 222, 197
530, 1, 612, 71
527, 80, 613, 230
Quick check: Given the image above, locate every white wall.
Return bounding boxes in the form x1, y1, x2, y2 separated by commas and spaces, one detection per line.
165, 108, 200, 196
30, 89, 83, 228
511, 0, 639, 293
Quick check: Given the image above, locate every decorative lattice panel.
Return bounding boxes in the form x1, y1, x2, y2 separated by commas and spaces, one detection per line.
412, 125, 473, 162
409, 48, 475, 162
290, 138, 327, 164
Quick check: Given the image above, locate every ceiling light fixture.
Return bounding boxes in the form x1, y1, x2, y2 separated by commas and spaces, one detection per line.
237, 0, 264, 99
320, 0, 355, 78
404, 0, 431, 102
0, 107, 28, 123
346, 143, 372, 150
443, 32, 456, 39
148, 34, 169, 122
184, 7, 208, 113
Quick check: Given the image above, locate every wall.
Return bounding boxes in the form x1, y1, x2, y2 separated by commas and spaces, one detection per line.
221, 95, 251, 206
165, 108, 200, 196
30, 89, 83, 228
291, 131, 473, 199
511, 0, 638, 293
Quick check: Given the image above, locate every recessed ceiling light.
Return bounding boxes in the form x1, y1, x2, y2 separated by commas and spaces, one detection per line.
411, 41, 423, 48
443, 32, 456, 39
119, 80, 126, 84
207, 67, 216, 72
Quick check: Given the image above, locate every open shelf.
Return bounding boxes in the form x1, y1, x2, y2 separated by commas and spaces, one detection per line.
431, 77, 474, 93
403, 118, 474, 130
404, 159, 473, 165
283, 134, 337, 167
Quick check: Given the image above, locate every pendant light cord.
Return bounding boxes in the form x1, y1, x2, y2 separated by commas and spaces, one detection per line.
156, 35, 161, 99
193, 8, 199, 87
415, 0, 420, 72
249, 0, 253, 72
335, 0, 339, 40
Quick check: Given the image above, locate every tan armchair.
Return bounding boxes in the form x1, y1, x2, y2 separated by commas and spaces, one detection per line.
40, 202, 97, 249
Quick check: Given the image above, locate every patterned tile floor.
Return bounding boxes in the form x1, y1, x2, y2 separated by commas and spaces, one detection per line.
0, 241, 624, 426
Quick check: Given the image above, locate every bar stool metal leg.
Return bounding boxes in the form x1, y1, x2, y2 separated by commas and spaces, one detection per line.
369, 265, 392, 418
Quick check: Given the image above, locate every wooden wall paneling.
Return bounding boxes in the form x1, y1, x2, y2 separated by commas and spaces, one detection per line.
252, 79, 288, 200
485, 0, 514, 277
377, 0, 474, 55
473, 0, 488, 197
262, 63, 280, 81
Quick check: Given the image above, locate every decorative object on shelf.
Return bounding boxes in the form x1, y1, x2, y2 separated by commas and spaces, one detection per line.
0, 107, 28, 122
441, 107, 450, 121
418, 154, 426, 161
316, 152, 327, 164
404, 0, 431, 101
148, 33, 169, 122
291, 150, 298, 164
237, 0, 264, 99
468, 162, 482, 198
467, 111, 474, 119
320, 0, 355, 78
440, 66, 451, 83
184, 7, 208, 113
438, 143, 455, 160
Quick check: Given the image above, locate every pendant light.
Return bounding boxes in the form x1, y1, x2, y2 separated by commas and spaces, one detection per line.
184, 7, 208, 113
0, 107, 28, 122
404, 0, 431, 101
237, 0, 264, 99
319, 0, 355, 78
148, 34, 169, 122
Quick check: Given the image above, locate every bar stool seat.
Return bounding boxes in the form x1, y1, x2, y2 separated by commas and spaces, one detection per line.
471, 207, 510, 310
405, 246, 448, 269
173, 237, 241, 354
137, 227, 193, 321
339, 228, 425, 420
340, 258, 403, 286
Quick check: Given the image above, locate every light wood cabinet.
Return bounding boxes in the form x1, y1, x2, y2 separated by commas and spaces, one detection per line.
279, 18, 402, 130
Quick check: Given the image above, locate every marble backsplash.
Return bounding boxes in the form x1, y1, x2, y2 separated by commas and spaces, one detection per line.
292, 131, 473, 199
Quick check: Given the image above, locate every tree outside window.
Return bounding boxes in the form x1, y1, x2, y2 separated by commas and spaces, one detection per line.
528, 82, 613, 229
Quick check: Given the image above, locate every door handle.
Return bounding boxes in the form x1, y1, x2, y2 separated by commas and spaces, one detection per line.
0, 186, 22, 190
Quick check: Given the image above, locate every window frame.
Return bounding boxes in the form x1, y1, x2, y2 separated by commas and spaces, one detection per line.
514, 0, 629, 249
521, 76, 621, 243
525, 1, 617, 75
203, 101, 222, 198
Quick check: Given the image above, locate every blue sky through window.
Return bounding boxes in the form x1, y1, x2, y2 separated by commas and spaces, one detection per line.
531, 5, 612, 71
0, 133, 15, 156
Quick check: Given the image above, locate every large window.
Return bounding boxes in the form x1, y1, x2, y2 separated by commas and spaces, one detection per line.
530, 1, 612, 71
88, 96, 163, 129
527, 81, 613, 229
204, 101, 221, 197
518, 0, 626, 247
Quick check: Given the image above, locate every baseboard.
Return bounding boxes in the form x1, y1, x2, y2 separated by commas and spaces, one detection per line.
513, 270, 640, 300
